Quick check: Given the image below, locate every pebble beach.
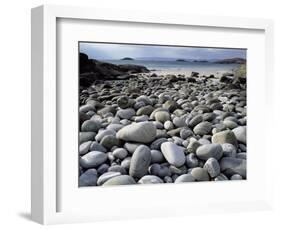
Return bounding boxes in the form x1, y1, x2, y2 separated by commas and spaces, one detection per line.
78, 53, 247, 186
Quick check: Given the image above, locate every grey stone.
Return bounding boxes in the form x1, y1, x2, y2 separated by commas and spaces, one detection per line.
149, 163, 171, 178
193, 121, 212, 135
129, 145, 152, 178
106, 124, 124, 132
150, 138, 168, 150
97, 171, 121, 185
100, 135, 119, 149
161, 142, 185, 167
79, 141, 92, 155
220, 157, 246, 178
221, 143, 237, 157
187, 138, 202, 153
117, 96, 130, 109
236, 152, 247, 160
136, 95, 152, 105
117, 122, 156, 143
97, 163, 109, 174
116, 108, 136, 120
191, 167, 210, 181
196, 144, 223, 160
164, 176, 173, 183
80, 151, 108, 169
169, 165, 187, 175
90, 141, 107, 152
102, 175, 136, 186
112, 148, 128, 160
151, 150, 165, 163
79, 104, 95, 113
155, 111, 171, 123
138, 175, 164, 184
203, 158, 220, 178
121, 157, 131, 170
186, 153, 199, 168
108, 165, 127, 175
173, 115, 187, 128
81, 120, 101, 132
231, 174, 243, 180
223, 120, 238, 129
136, 105, 154, 116
214, 173, 229, 181
212, 130, 238, 148
232, 126, 246, 144
80, 132, 96, 144
180, 128, 193, 139
174, 174, 195, 183
79, 169, 98, 186
95, 129, 116, 142
189, 114, 203, 127
163, 100, 179, 112
198, 138, 211, 145
135, 115, 149, 122
124, 142, 142, 154
167, 128, 182, 137
164, 120, 174, 130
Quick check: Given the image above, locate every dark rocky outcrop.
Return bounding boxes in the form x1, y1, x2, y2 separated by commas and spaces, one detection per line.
79, 53, 149, 87
215, 58, 246, 64
121, 57, 134, 60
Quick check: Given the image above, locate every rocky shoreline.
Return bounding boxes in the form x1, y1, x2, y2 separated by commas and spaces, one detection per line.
79, 55, 247, 187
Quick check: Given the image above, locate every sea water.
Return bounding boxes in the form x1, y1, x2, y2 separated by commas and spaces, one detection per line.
103, 60, 240, 76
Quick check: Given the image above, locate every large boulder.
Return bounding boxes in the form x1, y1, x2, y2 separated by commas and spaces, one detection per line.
116, 122, 156, 143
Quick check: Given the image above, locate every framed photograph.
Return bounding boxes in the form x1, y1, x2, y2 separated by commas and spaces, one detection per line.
31, 5, 274, 225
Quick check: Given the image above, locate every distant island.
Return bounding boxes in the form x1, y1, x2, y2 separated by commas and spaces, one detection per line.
215, 58, 246, 64
193, 60, 209, 63
176, 59, 186, 62
121, 57, 134, 60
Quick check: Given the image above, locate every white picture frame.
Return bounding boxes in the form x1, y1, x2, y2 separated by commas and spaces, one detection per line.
31, 4, 274, 225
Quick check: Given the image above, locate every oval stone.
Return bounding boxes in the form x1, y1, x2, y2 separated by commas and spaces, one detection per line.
138, 175, 164, 184
102, 175, 136, 186
231, 174, 243, 180
81, 120, 101, 132
79, 132, 96, 144
80, 151, 108, 169
129, 145, 152, 178
174, 174, 195, 183
100, 135, 119, 149
193, 121, 212, 135
116, 122, 156, 143
112, 148, 128, 160
97, 171, 121, 186
116, 108, 136, 120
154, 111, 171, 123
189, 114, 203, 127
151, 150, 165, 163
191, 167, 210, 181
196, 143, 223, 160
79, 141, 92, 155
160, 142, 185, 167
79, 169, 98, 186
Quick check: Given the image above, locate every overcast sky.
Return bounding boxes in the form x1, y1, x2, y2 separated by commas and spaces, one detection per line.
80, 42, 246, 60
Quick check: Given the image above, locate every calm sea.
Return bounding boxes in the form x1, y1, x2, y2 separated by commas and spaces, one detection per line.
103, 60, 240, 76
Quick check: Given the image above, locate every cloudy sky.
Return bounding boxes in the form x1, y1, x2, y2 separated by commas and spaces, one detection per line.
80, 42, 246, 60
